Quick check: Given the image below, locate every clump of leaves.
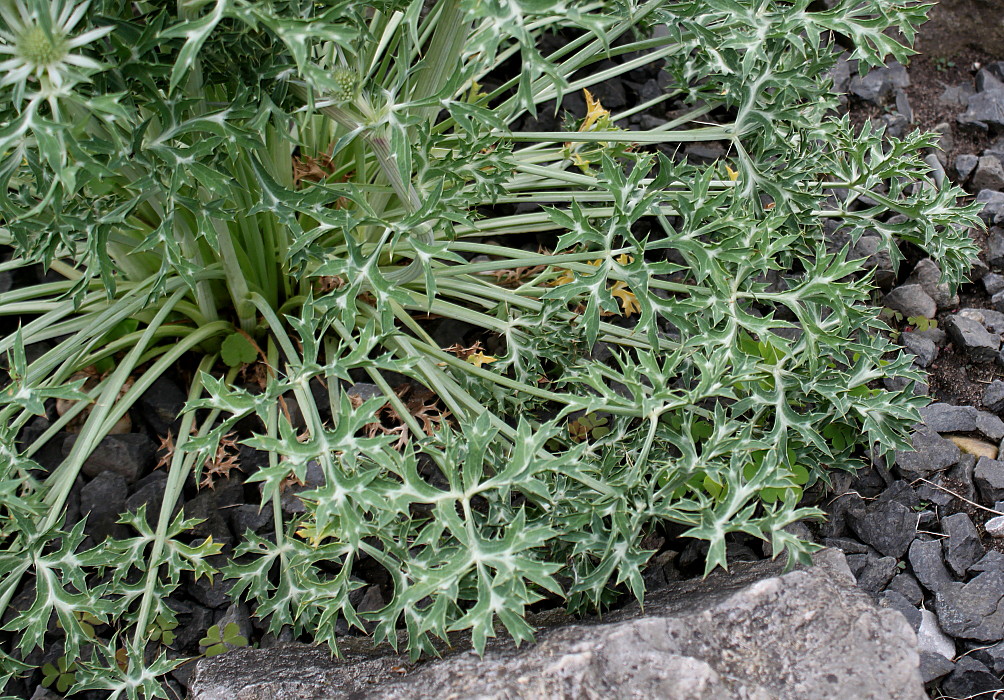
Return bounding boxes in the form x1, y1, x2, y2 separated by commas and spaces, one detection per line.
41, 657, 77, 694
568, 413, 611, 442
145, 614, 177, 647
198, 623, 248, 658
0, 0, 985, 695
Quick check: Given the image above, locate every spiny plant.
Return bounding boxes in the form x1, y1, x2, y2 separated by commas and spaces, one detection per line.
0, 0, 983, 696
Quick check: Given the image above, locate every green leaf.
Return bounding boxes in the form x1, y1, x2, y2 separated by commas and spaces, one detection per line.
220, 332, 258, 367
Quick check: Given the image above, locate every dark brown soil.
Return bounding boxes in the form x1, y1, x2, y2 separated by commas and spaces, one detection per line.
914, 0, 1004, 61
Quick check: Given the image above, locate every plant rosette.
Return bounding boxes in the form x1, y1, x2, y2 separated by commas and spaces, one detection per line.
0, 0, 982, 695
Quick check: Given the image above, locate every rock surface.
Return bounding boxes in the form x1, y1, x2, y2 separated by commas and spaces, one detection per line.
189, 550, 926, 700
935, 571, 1004, 641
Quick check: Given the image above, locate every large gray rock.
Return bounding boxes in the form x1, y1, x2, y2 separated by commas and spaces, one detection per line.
935, 571, 1004, 641
942, 513, 985, 577
849, 62, 909, 105
895, 426, 961, 479
882, 285, 937, 320
972, 155, 1004, 192
919, 402, 1004, 441
975, 457, 1004, 504
189, 550, 926, 700
956, 153, 979, 183
958, 89, 1004, 132
909, 538, 954, 595
985, 380, 1004, 412
898, 332, 937, 368
946, 315, 1002, 362
63, 432, 156, 484
978, 191, 1004, 227
907, 258, 958, 311
846, 500, 916, 559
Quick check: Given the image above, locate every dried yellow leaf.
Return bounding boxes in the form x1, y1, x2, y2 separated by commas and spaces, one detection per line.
466, 351, 497, 368
610, 280, 640, 316
580, 88, 609, 132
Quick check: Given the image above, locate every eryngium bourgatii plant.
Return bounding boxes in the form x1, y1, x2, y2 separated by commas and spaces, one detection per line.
0, 0, 982, 695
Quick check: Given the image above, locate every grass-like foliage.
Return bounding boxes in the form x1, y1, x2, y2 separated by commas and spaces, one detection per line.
0, 0, 983, 695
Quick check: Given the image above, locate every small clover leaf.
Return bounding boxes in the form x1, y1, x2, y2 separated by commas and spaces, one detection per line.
221, 332, 258, 368
199, 623, 248, 658
42, 656, 77, 693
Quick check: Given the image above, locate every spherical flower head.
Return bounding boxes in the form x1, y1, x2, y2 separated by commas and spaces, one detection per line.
330, 66, 359, 102
0, 0, 111, 105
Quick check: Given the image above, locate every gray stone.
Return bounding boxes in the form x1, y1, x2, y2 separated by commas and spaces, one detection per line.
898, 333, 937, 368
941, 84, 973, 108
978, 68, 1004, 93
962, 307, 1004, 334
827, 53, 854, 95
909, 538, 954, 594
894, 427, 961, 478
847, 553, 898, 595
984, 272, 1004, 296
985, 381, 1004, 413
942, 513, 985, 577
345, 382, 382, 402
919, 403, 979, 433
882, 285, 937, 320
124, 472, 169, 528
958, 89, 1004, 132
971, 639, 1004, 675
907, 258, 958, 310
881, 113, 909, 139
137, 375, 187, 436
918, 651, 955, 684
956, 153, 979, 183
991, 228, 1004, 269
822, 537, 872, 555
886, 573, 924, 606
187, 572, 231, 609
878, 590, 921, 631
895, 90, 913, 123
947, 454, 979, 501
63, 432, 156, 484
684, 142, 725, 163
939, 656, 1003, 698
975, 457, 1004, 504
850, 62, 909, 105
189, 549, 926, 700
946, 315, 1001, 362
987, 136, 1004, 165
215, 604, 253, 651
170, 599, 215, 651
935, 571, 1004, 641
883, 376, 928, 396
912, 328, 947, 346
985, 515, 1004, 538
230, 504, 273, 536
972, 155, 1004, 191
978, 190, 1004, 226
184, 490, 233, 548
80, 471, 129, 542
847, 500, 916, 559
851, 234, 895, 286
978, 411, 1004, 440
970, 550, 1004, 573
918, 608, 956, 661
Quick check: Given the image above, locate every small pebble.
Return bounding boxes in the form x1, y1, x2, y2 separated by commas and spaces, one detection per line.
985, 516, 1004, 538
